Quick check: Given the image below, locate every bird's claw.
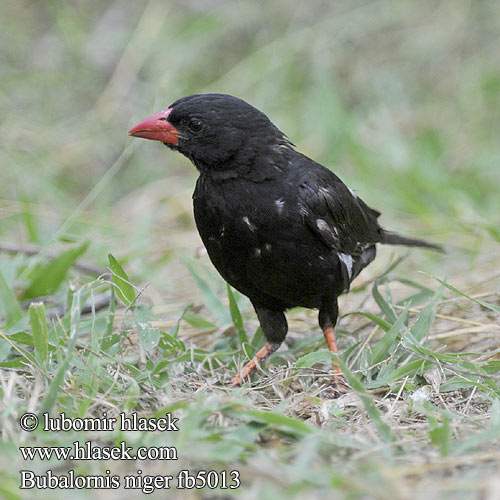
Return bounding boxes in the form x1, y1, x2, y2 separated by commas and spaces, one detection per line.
229, 375, 243, 387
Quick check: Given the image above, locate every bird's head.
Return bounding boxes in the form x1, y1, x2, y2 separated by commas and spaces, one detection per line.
128, 93, 290, 174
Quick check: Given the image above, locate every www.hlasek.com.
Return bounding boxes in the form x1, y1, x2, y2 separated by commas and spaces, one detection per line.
18, 411, 240, 493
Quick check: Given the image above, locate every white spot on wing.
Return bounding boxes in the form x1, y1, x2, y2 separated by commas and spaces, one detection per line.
264, 243, 272, 252
316, 219, 340, 243
338, 252, 354, 279
274, 198, 285, 214
316, 219, 330, 232
254, 248, 261, 257
242, 216, 256, 232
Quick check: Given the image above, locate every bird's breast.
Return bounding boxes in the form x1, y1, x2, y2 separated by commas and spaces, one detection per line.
191, 175, 347, 307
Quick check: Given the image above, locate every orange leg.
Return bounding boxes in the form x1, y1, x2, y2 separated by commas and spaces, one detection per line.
323, 327, 348, 387
230, 343, 279, 387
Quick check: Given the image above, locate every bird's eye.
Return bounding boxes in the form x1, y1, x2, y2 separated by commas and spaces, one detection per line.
187, 118, 203, 133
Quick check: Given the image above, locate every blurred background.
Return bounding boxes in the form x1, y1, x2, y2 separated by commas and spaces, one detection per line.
1, 0, 499, 303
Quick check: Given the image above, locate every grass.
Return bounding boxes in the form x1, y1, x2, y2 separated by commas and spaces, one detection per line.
1, 0, 500, 498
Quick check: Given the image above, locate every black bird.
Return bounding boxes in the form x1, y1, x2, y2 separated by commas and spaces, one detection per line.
129, 94, 442, 387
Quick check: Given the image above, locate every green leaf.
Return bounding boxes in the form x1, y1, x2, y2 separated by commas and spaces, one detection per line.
440, 376, 492, 394
39, 287, 82, 414
29, 302, 49, 366
243, 408, 314, 437
372, 280, 397, 323
394, 278, 434, 307
108, 253, 136, 307
0, 358, 26, 368
183, 311, 216, 329
250, 326, 265, 350
0, 270, 23, 326
371, 303, 409, 365
227, 284, 248, 345
38, 349, 73, 415
428, 411, 450, 456
296, 350, 336, 368
22, 241, 90, 299
124, 377, 140, 409
185, 262, 231, 325
7, 332, 56, 352
368, 359, 431, 388
431, 276, 500, 313
410, 285, 443, 342
486, 224, 500, 242
21, 196, 40, 244
342, 311, 392, 332
134, 305, 160, 351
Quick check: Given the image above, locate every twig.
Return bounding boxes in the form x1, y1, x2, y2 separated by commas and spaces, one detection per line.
40, 291, 111, 320
429, 325, 500, 341
0, 241, 107, 276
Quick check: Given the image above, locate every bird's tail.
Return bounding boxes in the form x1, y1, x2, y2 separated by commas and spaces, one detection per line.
381, 231, 444, 253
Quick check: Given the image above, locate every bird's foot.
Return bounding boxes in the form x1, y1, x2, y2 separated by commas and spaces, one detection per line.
228, 342, 280, 387
229, 374, 243, 387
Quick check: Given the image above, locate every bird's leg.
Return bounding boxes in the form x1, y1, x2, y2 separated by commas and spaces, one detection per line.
230, 306, 287, 387
319, 299, 349, 392
229, 342, 281, 387
322, 326, 345, 379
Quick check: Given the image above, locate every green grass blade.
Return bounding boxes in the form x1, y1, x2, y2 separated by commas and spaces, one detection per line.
243, 408, 314, 438
369, 359, 431, 388
21, 196, 40, 244
183, 311, 216, 329
431, 276, 500, 313
410, 285, 443, 342
0, 270, 23, 327
296, 350, 336, 368
29, 302, 48, 366
105, 288, 116, 338
427, 410, 450, 457
185, 262, 231, 325
227, 284, 248, 345
342, 312, 392, 332
39, 287, 82, 414
22, 241, 90, 299
108, 253, 136, 307
371, 302, 410, 365
372, 280, 397, 323
38, 352, 73, 415
250, 326, 265, 349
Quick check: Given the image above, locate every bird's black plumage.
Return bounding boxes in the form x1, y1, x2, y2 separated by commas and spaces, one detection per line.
129, 93, 442, 385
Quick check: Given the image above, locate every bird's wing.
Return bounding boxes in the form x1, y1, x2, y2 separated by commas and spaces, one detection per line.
298, 166, 382, 257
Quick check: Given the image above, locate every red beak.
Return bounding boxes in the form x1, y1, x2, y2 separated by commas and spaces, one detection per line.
128, 108, 179, 144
